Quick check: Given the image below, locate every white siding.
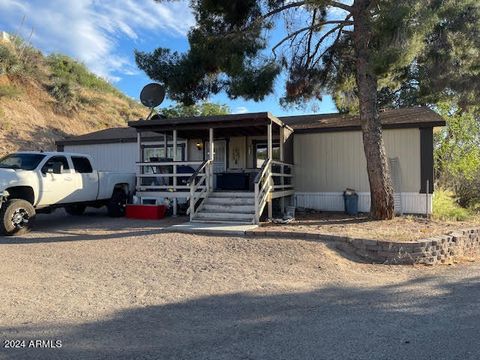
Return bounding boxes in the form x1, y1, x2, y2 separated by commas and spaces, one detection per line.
295, 192, 432, 215
187, 139, 204, 161
64, 143, 138, 172
293, 128, 421, 193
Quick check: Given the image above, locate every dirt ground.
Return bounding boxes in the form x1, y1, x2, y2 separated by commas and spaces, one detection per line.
260, 212, 479, 241
1, 210, 480, 359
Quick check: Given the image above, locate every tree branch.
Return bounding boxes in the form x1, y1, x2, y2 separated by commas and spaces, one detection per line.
328, 1, 353, 12
272, 20, 353, 55
263, 1, 306, 19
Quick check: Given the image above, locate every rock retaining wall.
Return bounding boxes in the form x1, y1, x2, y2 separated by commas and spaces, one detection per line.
337, 228, 480, 265
247, 228, 480, 265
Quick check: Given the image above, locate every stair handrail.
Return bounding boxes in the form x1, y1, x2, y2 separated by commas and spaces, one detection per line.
254, 159, 272, 224
188, 160, 212, 220
187, 160, 210, 186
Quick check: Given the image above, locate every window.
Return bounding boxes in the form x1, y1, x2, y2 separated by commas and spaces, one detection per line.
254, 143, 280, 168
143, 145, 185, 163
72, 157, 93, 173
42, 156, 70, 174
0, 153, 45, 171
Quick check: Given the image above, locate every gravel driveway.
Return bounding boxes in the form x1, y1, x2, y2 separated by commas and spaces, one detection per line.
1, 210, 479, 359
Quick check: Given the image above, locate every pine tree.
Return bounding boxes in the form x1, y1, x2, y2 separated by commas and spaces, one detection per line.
135, 0, 478, 219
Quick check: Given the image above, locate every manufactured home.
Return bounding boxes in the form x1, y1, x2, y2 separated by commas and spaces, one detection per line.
56, 107, 445, 223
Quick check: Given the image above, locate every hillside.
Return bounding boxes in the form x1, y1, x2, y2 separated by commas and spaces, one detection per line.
0, 35, 145, 156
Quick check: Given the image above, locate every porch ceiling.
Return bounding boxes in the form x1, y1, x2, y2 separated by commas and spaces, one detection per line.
128, 112, 286, 139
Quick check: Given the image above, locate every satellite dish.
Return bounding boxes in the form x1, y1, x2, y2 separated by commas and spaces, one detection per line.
140, 83, 165, 120
140, 83, 165, 108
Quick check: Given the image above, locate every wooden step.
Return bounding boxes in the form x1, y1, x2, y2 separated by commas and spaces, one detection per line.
194, 211, 254, 222
205, 197, 255, 205
209, 192, 254, 198
202, 204, 255, 213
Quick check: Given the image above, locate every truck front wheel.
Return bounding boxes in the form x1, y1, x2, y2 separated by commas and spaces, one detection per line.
107, 189, 127, 217
0, 199, 36, 236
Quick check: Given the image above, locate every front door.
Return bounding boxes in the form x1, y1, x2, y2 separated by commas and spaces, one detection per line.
213, 140, 227, 173
206, 140, 227, 189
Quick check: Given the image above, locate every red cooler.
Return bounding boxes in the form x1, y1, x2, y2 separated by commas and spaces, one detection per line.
126, 204, 167, 220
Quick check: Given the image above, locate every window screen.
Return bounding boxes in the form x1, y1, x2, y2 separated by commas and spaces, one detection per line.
72, 157, 93, 173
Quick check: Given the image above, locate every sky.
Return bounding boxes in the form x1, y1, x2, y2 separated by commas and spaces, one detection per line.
0, 0, 339, 116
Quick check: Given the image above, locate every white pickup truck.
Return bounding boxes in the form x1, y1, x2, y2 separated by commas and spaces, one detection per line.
0, 152, 136, 236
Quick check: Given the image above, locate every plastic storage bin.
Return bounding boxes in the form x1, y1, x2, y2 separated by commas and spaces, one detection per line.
343, 190, 358, 216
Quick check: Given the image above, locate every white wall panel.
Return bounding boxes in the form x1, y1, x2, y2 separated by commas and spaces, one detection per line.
64, 143, 138, 172
294, 128, 421, 193
295, 192, 432, 214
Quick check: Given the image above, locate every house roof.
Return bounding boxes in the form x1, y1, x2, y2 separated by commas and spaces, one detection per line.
280, 107, 445, 133
56, 107, 445, 146
56, 127, 163, 146
128, 112, 285, 138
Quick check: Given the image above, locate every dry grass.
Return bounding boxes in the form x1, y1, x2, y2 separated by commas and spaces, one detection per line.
0, 74, 144, 156
259, 212, 479, 242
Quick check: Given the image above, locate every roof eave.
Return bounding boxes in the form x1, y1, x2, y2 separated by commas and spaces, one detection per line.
292, 120, 446, 133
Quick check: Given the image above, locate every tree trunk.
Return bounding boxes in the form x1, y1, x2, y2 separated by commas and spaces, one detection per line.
353, 0, 395, 220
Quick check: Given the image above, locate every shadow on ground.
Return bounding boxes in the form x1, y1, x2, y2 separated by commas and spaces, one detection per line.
0, 209, 188, 244
1, 275, 479, 360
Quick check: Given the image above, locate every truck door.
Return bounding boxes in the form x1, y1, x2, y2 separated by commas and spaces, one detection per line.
70, 156, 98, 202
38, 156, 75, 205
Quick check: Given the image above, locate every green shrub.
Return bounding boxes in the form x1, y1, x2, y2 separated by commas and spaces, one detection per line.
78, 95, 102, 107
48, 80, 77, 111
47, 54, 120, 94
0, 38, 44, 78
0, 44, 22, 75
433, 189, 471, 221
0, 84, 22, 98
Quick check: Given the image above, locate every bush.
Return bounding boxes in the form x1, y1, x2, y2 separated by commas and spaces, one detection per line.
0, 44, 22, 75
433, 189, 471, 221
0, 84, 22, 98
434, 103, 480, 209
47, 54, 119, 94
0, 38, 44, 78
48, 80, 77, 113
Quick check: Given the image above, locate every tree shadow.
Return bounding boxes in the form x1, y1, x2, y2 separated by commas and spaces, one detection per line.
1, 275, 479, 360
0, 209, 188, 244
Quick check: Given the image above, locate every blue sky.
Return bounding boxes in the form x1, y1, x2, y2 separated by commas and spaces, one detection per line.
0, 0, 339, 116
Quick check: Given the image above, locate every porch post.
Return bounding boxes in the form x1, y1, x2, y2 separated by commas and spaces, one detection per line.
267, 122, 273, 219
267, 122, 273, 160
172, 129, 177, 216
279, 125, 285, 213
209, 128, 214, 192
136, 132, 142, 197
163, 131, 168, 159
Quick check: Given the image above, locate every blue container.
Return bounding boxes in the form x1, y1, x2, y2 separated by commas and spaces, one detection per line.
343, 192, 359, 215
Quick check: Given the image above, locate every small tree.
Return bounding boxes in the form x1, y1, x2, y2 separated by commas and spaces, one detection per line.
161, 102, 229, 118
136, 0, 475, 219
435, 103, 480, 209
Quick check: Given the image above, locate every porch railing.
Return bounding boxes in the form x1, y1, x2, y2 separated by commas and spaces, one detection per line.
254, 159, 294, 224
136, 161, 204, 192
187, 160, 212, 220
271, 160, 294, 192
254, 159, 273, 224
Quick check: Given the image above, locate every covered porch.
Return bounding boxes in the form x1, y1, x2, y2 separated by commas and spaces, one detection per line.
128, 113, 295, 224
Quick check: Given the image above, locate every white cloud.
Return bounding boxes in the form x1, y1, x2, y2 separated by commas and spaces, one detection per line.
0, 0, 194, 81
233, 106, 249, 114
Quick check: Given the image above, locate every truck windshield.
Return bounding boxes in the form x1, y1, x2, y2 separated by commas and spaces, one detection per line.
0, 154, 46, 170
